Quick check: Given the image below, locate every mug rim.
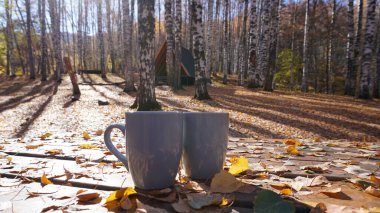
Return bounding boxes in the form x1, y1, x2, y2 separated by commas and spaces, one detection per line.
125, 111, 182, 115
183, 112, 229, 115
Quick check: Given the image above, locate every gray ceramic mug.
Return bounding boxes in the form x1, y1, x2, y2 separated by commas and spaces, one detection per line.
182, 112, 229, 180
104, 112, 183, 190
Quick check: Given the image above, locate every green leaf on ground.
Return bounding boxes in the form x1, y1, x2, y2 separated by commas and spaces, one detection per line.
254, 190, 295, 213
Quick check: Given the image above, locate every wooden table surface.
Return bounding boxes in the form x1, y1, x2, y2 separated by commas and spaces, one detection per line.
0, 133, 379, 212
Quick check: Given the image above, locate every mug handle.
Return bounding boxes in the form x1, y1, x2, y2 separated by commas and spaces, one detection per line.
104, 124, 129, 171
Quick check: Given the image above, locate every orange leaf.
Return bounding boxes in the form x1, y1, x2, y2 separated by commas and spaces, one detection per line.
282, 139, 303, 146
370, 175, 380, 187
26, 144, 43, 149
83, 132, 91, 140
287, 146, 299, 155
280, 188, 293, 195
41, 173, 53, 185
45, 149, 63, 155
365, 186, 380, 198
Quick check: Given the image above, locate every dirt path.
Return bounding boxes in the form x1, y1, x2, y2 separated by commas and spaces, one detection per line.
1, 74, 379, 141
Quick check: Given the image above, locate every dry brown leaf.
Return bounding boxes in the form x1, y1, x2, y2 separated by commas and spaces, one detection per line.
120, 195, 136, 210
77, 190, 100, 202
184, 181, 207, 192
171, 198, 191, 213
186, 193, 223, 210
365, 186, 380, 198
370, 175, 380, 187
41, 173, 53, 185
210, 170, 244, 193
25, 144, 43, 149
0, 145, 5, 150
95, 129, 104, 136
320, 188, 347, 199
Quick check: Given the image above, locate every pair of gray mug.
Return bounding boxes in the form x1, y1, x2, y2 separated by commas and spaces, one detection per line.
104, 112, 229, 190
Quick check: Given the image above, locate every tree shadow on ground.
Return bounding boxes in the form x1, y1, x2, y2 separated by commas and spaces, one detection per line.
0, 79, 57, 114
14, 82, 59, 138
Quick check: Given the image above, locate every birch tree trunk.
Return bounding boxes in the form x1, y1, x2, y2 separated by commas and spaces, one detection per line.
83, 0, 89, 69
264, 0, 280, 91
247, 0, 258, 88
5, 0, 16, 77
222, 0, 229, 84
48, 0, 63, 82
188, 0, 193, 52
25, 0, 35, 79
344, 0, 355, 95
358, 0, 377, 99
205, 0, 213, 82
374, 13, 380, 98
174, 0, 182, 89
352, 0, 364, 96
301, 0, 310, 92
132, 0, 160, 110
238, 0, 248, 86
165, 0, 175, 87
257, 0, 271, 88
123, 0, 135, 92
97, 0, 106, 78
192, 0, 211, 99
326, 0, 336, 93
214, 0, 221, 75
39, 0, 48, 81
106, 0, 116, 73
77, 0, 83, 69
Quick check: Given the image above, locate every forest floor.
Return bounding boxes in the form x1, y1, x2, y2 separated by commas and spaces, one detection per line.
0, 73, 379, 141
0, 73, 380, 212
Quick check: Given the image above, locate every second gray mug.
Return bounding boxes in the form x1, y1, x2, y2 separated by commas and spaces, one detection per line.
182, 112, 229, 180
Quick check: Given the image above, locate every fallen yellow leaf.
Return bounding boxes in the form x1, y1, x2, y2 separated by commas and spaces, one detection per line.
41, 173, 53, 185
287, 146, 299, 155
211, 170, 244, 193
83, 132, 91, 140
280, 188, 293, 195
104, 188, 137, 210
365, 186, 380, 198
40, 133, 52, 140
0, 145, 4, 150
229, 156, 249, 175
282, 139, 303, 146
326, 143, 337, 147
6, 157, 12, 163
369, 207, 380, 213
79, 143, 97, 149
219, 197, 232, 207
45, 149, 63, 155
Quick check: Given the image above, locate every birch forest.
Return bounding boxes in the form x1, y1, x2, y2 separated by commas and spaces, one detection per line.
0, 0, 380, 109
